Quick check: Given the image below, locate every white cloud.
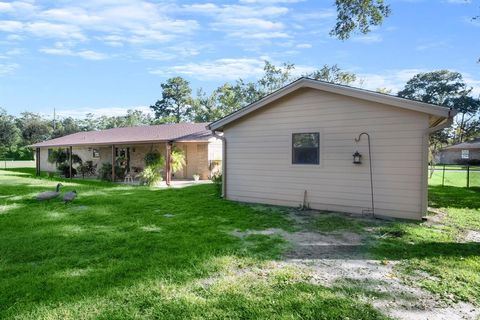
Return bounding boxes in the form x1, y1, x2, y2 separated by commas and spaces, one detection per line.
140, 46, 200, 61
239, 0, 304, 3
296, 43, 312, 49
25, 22, 87, 40
416, 41, 448, 51
55, 106, 152, 118
356, 69, 480, 97
5, 34, 23, 41
151, 57, 318, 80
293, 9, 335, 20
183, 2, 290, 40
356, 69, 424, 92
150, 58, 267, 80
462, 73, 480, 96
0, 62, 19, 76
229, 31, 290, 39
0, 1, 198, 46
140, 49, 176, 61
446, 0, 471, 4
0, 20, 23, 32
40, 47, 108, 60
0, 1, 37, 16
352, 34, 382, 43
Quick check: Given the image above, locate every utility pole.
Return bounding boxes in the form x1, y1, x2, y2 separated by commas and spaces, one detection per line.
53, 107, 56, 131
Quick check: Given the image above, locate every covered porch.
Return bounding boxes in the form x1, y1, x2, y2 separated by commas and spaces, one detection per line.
35, 140, 220, 185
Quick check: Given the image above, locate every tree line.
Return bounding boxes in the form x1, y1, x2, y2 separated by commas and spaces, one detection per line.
0, 61, 478, 160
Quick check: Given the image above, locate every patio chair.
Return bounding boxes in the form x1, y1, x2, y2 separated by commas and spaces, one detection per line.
124, 170, 134, 183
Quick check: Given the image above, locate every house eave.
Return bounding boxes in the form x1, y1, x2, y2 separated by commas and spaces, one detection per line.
208, 78, 455, 131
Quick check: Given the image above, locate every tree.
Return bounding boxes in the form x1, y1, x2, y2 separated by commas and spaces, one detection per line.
15, 112, 52, 146
122, 109, 153, 127
190, 61, 358, 122
0, 108, 20, 149
398, 70, 480, 144
398, 70, 480, 174
150, 77, 193, 123
52, 117, 82, 138
304, 64, 357, 85
192, 89, 222, 122
331, 0, 391, 40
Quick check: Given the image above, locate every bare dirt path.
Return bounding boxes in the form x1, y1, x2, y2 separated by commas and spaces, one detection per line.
231, 209, 480, 320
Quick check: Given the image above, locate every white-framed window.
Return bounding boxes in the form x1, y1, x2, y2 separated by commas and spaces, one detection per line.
461, 149, 469, 159
92, 148, 100, 158
292, 132, 320, 165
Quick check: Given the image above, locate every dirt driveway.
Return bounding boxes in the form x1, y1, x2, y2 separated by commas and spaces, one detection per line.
231, 209, 480, 320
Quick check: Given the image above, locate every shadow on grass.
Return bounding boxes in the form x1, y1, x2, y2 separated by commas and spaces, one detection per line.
429, 185, 480, 209
372, 240, 480, 260
0, 172, 297, 318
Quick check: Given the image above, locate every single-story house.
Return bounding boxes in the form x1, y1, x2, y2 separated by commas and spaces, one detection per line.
437, 139, 480, 164
31, 123, 222, 183
208, 78, 456, 220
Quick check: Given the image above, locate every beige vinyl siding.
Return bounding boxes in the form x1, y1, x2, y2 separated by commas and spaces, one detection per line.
223, 88, 430, 220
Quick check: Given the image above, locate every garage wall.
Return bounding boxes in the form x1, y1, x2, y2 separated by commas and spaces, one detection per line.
223, 87, 430, 220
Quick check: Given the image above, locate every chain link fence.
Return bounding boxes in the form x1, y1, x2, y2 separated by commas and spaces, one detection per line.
0, 159, 36, 169
429, 164, 480, 188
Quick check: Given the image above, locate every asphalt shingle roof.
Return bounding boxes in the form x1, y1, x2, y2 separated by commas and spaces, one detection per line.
31, 123, 211, 147
444, 139, 480, 150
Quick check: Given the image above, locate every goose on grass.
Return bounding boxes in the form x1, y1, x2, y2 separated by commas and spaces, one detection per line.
63, 190, 77, 204
36, 183, 63, 201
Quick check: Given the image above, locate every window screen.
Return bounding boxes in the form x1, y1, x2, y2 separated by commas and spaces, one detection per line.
292, 133, 319, 165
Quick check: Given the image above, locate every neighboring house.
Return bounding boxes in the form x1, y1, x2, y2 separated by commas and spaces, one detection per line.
208, 78, 455, 220
437, 139, 480, 164
31, 123, 222, 183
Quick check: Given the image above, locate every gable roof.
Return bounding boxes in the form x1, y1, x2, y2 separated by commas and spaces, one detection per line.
31, 123, 211, 148
444, 139, 480, 150
208, 77, 456, 131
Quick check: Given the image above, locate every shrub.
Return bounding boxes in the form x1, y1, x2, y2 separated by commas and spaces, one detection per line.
171, 148, 186, 173
455, 159, 480, 166
140, 165, 163, 186
57, 163, 77, 178
48, 149, 68, 165
144, 151, 164, 167
98, 162, 124, 181
77, 161, 96, 178
141, 151, 165, 186
212, 173, 222, 196
48, 148, 83, 178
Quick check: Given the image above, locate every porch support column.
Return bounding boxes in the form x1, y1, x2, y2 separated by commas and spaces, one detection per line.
35, 147, 40, 176
111, 145, 115, 182
165, 142, 172, 186
69, 146, 73, 179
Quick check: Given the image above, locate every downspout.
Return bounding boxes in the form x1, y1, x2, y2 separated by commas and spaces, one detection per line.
211, 130, 226, 198
421, 109, 455, 218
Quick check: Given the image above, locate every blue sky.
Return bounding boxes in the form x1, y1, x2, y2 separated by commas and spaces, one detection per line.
0, 0, 479, 118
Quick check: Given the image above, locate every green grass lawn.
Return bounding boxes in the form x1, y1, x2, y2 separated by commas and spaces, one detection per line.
429, 166, 480, 188
1, 168, 479, 319
0, 169, 387, 320
370, 184, 480, 305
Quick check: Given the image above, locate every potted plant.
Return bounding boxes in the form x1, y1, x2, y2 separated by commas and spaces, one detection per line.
193, 173, 200, 182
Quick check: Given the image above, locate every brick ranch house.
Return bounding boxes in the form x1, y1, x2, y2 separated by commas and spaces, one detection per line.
31, 123, 222, 184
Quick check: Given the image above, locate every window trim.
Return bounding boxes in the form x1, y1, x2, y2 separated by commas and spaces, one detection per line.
291, 132, 320, 165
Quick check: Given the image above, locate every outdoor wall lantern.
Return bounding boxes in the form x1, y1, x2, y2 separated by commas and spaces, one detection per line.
353, 151, 362, 164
